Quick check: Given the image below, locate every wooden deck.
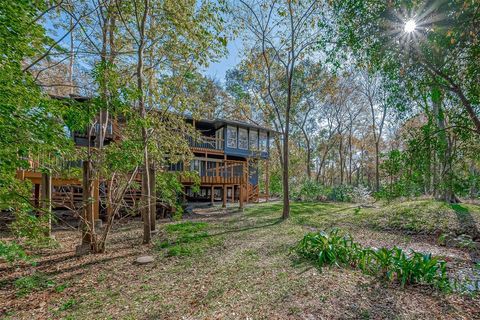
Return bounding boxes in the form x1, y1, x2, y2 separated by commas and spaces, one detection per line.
16, 170, 81, 186
181, 175, 244, 186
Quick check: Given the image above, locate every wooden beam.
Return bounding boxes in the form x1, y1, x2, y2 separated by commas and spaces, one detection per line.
211, 185, 214, 205
82, 160, 94, 245
222, 185, 227, 208
40, 171, 52, 237
34, 184, 40, 210
239, 183, 244, 209
265, 160, 270, 202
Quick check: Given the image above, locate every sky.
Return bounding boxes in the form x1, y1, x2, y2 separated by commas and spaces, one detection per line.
203, 37, 243, 84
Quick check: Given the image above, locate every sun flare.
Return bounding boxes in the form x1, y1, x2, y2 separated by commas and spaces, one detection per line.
404, 20, 416, 33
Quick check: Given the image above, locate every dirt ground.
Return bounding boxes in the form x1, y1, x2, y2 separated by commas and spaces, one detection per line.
1, 200, 480, 319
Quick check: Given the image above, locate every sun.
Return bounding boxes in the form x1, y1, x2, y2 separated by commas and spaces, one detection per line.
404, 20, 416, 33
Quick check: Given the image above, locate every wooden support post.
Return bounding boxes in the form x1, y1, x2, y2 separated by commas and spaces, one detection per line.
222, 185, 227, 208
40, 171, 52, 237
150, 165, 156, 231
239, 184, 244, 209
82, 160, 94, 245
231, 185, 235, 203
265, 160, 270, 202
34, 184, 40, 211
245, 162, 249, 204
211, 186, 214, 205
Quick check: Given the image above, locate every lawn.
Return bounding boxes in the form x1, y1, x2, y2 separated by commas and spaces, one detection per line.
1, 200, 480, 319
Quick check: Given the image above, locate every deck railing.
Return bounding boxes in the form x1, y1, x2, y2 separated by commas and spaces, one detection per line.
188, 135, 224, 151
180, 160, 247, 185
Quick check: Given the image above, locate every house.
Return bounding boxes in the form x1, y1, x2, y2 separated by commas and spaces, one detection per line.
16, 96, 274, 220
177, 117, 273, 207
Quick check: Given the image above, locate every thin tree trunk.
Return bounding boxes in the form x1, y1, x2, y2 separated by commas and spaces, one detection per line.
136, 0, 151, 244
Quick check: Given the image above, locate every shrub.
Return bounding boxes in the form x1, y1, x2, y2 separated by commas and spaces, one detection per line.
294, 229, 450, 290
351, 185, 373, 204
292, 180, 326, 201
10, 210, 55, 247
328, 185, 353, 202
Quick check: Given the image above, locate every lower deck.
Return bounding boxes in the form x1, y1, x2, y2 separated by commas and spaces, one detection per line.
15, 154, 268, 219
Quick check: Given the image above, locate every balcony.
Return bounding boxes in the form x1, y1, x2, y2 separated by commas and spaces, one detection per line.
188, 135, 224, 153
180, 160, 247, 185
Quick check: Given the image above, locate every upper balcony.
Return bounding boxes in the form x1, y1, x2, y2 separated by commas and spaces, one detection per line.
188, 135, 224, 154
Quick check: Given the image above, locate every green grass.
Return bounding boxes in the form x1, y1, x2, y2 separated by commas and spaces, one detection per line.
156, 221, 224, 257
10, 199, 480, 319
362, 200, 480, 236
164, 221, 209, 233
13, 273, 55, 297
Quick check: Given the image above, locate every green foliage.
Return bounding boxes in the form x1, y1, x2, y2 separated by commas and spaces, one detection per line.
268, 171, 283, 197
0, 1, 75, 243
59, 298, 77, 311
0, 241, 29, 264
328, 185, 353, 202
14, 273, 55, 297
164, 221, 208, 234
9, 211, 55, 247
295, 229, 450, 290
292, 180, 326, 201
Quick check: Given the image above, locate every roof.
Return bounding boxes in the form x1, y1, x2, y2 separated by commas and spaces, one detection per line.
50, 94, 279, 134
190, 117, 278, 134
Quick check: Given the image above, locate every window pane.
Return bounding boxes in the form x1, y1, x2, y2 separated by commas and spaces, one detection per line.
227, 126, 237, 148
239, 128, 248, 150
260, 131, 267, 152
249, 130, 258, 150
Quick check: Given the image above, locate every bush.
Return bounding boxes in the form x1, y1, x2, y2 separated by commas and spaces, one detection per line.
294, 229, 450, 290
328, 185, 353, 202
351, 185, 373, 204
292, 180, 326, 201
10, 210, 55, 247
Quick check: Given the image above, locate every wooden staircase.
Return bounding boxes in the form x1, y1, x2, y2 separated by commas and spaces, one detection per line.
247, 183, 259, 203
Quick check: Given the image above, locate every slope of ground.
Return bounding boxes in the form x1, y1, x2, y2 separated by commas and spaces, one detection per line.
1, 200, 479, 319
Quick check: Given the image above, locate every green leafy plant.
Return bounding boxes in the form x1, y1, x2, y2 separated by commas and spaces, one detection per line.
294, 229, 451, 290
0, 241, 30, 264
14, 273, 55, 297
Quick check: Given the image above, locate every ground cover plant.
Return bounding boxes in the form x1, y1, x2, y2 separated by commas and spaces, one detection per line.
294, 229, 450, 290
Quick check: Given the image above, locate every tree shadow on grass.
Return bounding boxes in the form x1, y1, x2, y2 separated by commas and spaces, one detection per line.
451, 204, 480, 262
157, 217, 284, 249
451, 204, 480, 239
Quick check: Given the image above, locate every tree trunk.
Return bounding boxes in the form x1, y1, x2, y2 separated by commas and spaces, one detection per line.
137, 0, 151, 244
339, 136, 344, 185
282, 121, 290, 219
150, 164, 156, 231
374, 141, 380, 192
301, 126, 311, 179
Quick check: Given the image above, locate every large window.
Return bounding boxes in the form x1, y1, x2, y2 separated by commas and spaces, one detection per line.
227, 125, 237, 148
260, 131, 268, 152
190, 160, 202, 175
249, 130, 258, 150
238, 128, 248, 150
